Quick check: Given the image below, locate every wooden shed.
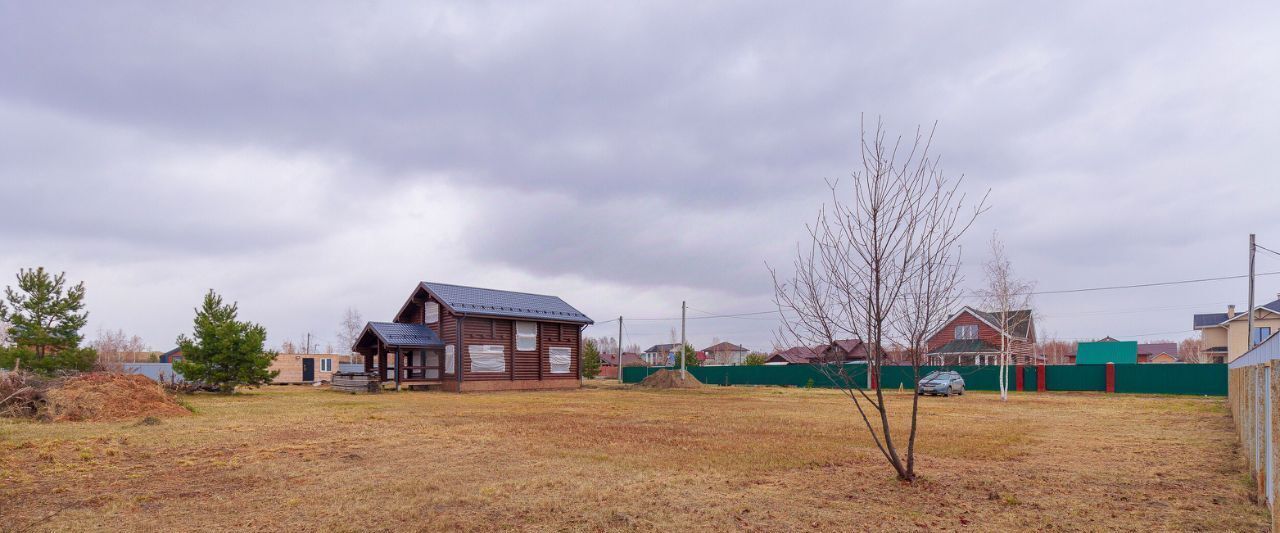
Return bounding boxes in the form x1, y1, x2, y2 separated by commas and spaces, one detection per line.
352, 281, 594, 392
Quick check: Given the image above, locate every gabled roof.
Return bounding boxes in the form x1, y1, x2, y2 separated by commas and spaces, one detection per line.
931, 306, 1034, 340
602, 352, 646, 367
1137, 342, 1178, 356
643, 343, 681, 354
357, 322, 445, 349
829, 339, 866, 354
1194, 298, 1280, 329
419, 281, 593, 325
702, 341, 748, 352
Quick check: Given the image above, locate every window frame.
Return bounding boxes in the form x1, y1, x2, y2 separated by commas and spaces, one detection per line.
516, 321, 538, 351
955, 324, 979, 340
320, 358, 333, 372
549, 346, 572, 374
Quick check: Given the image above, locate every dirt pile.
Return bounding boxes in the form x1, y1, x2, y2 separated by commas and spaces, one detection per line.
636, 369, 703, 389
40, 373, 190, 422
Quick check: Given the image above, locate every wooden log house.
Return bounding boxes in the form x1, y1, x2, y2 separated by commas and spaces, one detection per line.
352, 281, 594, 392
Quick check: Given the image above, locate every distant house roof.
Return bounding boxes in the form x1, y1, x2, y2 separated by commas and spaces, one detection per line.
702, 342, 748, 353
1194, 298, 1280, 329
359, 322, 445, 349
602, 352, 646, 367
1137, 342, 1178, 356
1204, 345, 1229, 353
767, 345, 821, 364
419, 281, 593, 325
928, 339, 999, 355
643, 343, 681, 354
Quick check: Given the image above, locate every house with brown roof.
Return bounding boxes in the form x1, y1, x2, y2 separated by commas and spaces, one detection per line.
925, 306, 1037, 366
702, 341, 750, 365
765, 339, 871, 365
1137, 342, 1179, 363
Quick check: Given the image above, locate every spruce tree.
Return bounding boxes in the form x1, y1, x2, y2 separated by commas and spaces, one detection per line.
0, 267, 89, 358
173, 290, 277, 392
580, 338, 602, 379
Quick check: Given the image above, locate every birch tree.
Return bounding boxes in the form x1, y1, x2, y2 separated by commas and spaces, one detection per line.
979, 233, 1034, 401
336, 307, 363, 354
771, 118, 985, 481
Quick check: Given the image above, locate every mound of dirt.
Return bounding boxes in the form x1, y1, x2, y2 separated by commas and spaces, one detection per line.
636, 369, 703, 389
42, 373, 190, 422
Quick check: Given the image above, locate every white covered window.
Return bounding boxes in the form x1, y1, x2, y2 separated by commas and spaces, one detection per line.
424, 302, 440, 324
516, 321, 538, 351
469, 344, 506, 373
955, 324, 978, 340
320, 358, 333, 372
549, 346, 572, 374
444, 345, 455, 374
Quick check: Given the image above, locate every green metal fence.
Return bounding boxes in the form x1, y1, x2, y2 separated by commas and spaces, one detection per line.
622, 364, 1228, 396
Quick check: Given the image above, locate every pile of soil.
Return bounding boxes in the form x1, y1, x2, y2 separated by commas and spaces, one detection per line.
42, 373, 190, 422
636, 369, 703, 389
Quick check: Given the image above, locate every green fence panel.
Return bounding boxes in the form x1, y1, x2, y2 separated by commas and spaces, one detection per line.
1114, 363, 1227, 395
1046, 365, 1107, 391
624, 364, 1225, 395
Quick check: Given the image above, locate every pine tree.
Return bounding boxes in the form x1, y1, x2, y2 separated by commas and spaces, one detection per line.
580, 338, 602, 379
0, 267, 89, 358
173, 290, 278, 392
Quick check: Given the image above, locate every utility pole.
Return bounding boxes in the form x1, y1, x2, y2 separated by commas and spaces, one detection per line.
617, 316, 624, 384
306, 332, 312, 354
1248, 233, 1256, 351
680, 301, 687, 378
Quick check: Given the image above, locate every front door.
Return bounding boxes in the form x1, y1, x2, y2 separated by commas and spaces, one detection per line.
302, 358, 315, 382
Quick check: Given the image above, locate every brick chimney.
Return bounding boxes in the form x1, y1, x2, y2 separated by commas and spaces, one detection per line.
1227, 304, 1236, 318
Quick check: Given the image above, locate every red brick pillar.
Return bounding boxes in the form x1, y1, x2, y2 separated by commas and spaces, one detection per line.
1036, 364, 1046, 392
1015, 364, 1024, 391
1105, 362, 1115, 393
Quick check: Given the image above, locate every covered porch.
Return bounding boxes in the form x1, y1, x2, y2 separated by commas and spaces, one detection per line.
352, 322, 447, 390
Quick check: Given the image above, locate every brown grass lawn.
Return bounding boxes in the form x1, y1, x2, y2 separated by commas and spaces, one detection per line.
0, 382, 1268, 532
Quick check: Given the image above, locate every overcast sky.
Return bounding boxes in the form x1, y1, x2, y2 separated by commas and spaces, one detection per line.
2, 1, 1279, 354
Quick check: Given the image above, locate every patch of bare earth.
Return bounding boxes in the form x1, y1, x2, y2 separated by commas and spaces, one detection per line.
0, 383, 1267, 531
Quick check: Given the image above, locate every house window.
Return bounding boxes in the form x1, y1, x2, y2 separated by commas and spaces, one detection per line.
469, 344, 505, 373
444, 345, 455, 374
424, 302, 439, 324
516, 322, 538, 351
955, 325, 978, 340
549, 347, 572, 374
1254, 327, 1273, 345
320, 358, 333, 372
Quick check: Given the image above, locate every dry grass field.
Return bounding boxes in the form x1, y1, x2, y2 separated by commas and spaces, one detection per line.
0, 382, 1268, 532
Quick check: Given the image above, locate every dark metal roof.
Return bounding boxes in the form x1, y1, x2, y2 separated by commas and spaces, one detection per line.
421, 282, 593, 325
361, 322, 445, 348
969, 308, 1034, 338
1204, 346, 1229, 353
702, 341, 748, 352
643, 343, 681, 354
1193, 299, 1280, 329
1193, 313, 1229, 328
927, 339, 1000, 355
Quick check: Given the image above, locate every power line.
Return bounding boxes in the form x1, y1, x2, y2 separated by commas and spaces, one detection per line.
1256, 243, 1280, 258
1027, 270, 1280, 296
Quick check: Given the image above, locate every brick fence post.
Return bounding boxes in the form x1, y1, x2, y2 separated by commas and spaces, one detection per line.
1105, 362, 1115, 393
1015, 364, 1024, 391
1037, 364, 1047, 392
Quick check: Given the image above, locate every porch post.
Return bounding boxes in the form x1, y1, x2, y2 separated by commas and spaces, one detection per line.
395, 346, 402, 391
378, 345, 388, 383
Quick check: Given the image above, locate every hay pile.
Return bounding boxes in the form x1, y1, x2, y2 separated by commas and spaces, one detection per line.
636, 369, 703, 389
1, 372, 190, 422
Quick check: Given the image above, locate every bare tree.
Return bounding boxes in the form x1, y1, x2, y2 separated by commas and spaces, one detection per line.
1178, 337, 1203, 363
771, 118, 985, 482
1038, 338, 1076, 365
336, 307, 363, 354
91, 327, 149, 370
979, 233, 1035, 401
280, 339, 299, 355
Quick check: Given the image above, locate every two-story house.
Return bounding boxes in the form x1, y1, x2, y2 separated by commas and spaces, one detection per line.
1192, 295, 1280, 363
701, 342, 750, 365
925, 306, 1037, 366
352, 281, 593, 392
